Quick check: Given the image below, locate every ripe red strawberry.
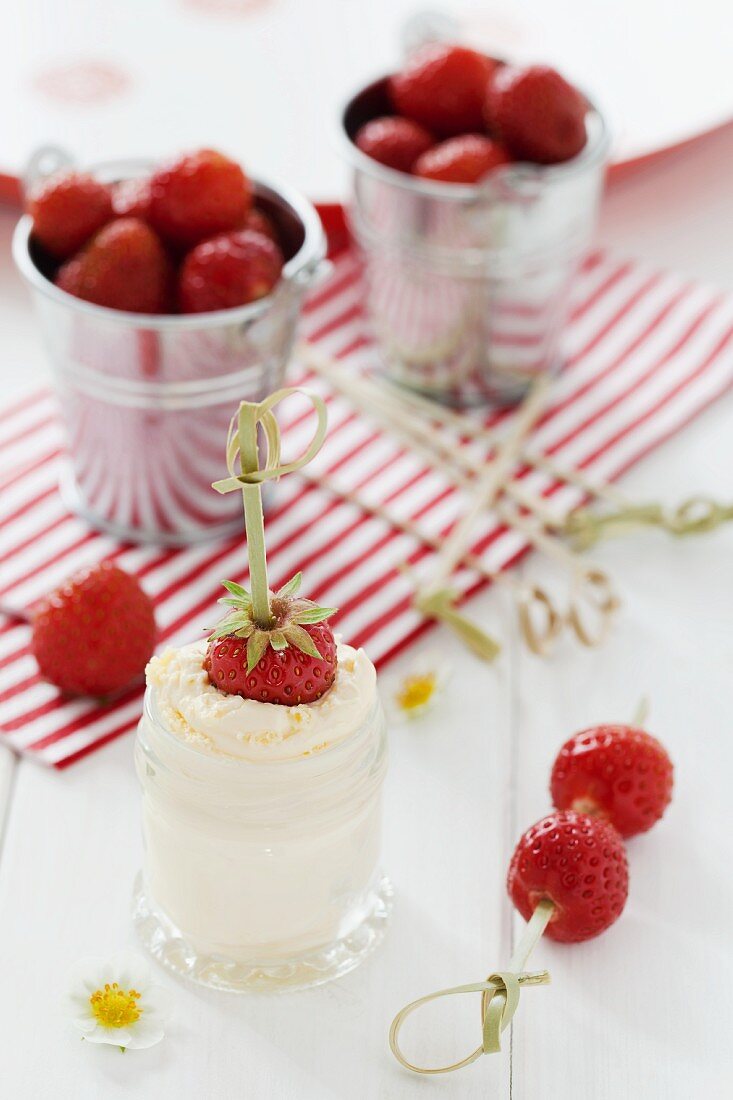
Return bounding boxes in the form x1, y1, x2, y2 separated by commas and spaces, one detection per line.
550, 724, 674, 838
112, 176, 152, 221
413, 134, 511, 183
149, 148, 253, 248
390, 44, 497, 137
178, 228, 283, 313
507, 810, 628, 943
55, 218, 172, 314
241, 206, 279, 244
203, 574, 337, 705
28, 170, 113, 259
31, 562, 157, 697
355, 116, 434, 173
485, 64, 587, 164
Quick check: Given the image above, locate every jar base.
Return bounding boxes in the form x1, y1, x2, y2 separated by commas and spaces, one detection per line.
131, 872, 393, 993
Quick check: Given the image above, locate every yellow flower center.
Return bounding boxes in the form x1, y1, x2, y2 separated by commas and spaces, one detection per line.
89, 983, 142, 1029
395, 673, 437, 712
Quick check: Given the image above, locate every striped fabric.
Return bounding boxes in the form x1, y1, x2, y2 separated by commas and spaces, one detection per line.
1, 244, 732, 767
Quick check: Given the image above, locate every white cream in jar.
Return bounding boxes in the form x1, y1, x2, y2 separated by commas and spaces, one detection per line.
134, 639, 389, 990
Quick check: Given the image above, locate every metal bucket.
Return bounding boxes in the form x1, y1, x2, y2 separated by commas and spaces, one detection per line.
339, 77, 610, 407
13, 160, 328, 545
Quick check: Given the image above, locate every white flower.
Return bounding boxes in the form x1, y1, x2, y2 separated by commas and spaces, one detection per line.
382, 654, 451, 722
66, 951, 170, 1051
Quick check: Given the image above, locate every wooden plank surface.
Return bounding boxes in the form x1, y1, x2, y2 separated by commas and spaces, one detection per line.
510, 397, 733, 1100
3, 115, 733, 1096
0, 604, 513, 1099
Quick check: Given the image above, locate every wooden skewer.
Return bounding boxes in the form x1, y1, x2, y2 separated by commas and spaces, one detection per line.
302, 346, 563, 529
497, 499, 621, 646
303, 469, 566, 658
419, 377, 550, 598
302, 344, 629, 512
300, 346, 619, 653
300, 469, 497, 583
381, 378, 631, 508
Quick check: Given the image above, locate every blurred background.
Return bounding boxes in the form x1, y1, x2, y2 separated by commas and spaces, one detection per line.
3, 0, 733, 199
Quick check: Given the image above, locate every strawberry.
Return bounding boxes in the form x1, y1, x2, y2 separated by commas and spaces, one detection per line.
241, 206, 279, 244
149, 148, 253, 249
355, 116, 434, 173
485, 64, 587, 165
413, 133, 511, 183
28, 170, 113, 259
31, 562, 157, 697
389, 44, 497, 137
178, 228, 283, 313
507, 810, 628, 943
112, 176, 152, 221
550, 724, 674, 838
55, 218, 172, 314
203, 573, 337, 705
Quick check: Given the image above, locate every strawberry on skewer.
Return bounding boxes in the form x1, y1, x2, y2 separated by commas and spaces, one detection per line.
390, 809, 630, 1074
203, 573, 337, 705
507, 810, 629, 943
390, 710, 673, 1075
204, 388, 334, 706
550, 724, 674, 838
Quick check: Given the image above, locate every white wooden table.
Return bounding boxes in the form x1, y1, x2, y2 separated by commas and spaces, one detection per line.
1, 127, 733, 1098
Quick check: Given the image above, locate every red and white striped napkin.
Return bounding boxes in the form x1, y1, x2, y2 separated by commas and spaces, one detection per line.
1, 238, 732, 767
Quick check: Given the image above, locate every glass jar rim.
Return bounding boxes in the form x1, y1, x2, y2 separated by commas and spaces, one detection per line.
140, 681, 384, 777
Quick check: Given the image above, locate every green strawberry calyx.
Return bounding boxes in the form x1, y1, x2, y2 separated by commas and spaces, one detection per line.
208, 573, 337, 673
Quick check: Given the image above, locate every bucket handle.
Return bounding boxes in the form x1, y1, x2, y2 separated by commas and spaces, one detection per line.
22, 146, 76, 200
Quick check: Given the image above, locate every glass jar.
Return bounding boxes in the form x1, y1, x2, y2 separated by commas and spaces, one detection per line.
133, 686, 390, 992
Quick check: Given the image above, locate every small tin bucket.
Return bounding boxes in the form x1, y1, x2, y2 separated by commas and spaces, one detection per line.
339, 78, 610, 407
13, 157, 328, 545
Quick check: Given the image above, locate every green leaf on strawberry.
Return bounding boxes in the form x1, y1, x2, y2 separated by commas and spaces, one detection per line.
206, 574, 339, 700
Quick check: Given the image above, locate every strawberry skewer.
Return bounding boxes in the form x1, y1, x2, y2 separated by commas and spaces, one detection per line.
550, 715, 673, 838
390, 809, 629, 1075
390, 715, 674, 1075
205, 388, 341, 705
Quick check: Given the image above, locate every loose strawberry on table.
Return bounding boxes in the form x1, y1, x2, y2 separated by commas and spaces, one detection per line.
355, 116, 434, 173
485, 64, 588, 165
178, 228, 284, 313
55, 217, 172, 314
149, 148, 253, 249
31, 562, 157, 697
28, 171, 114, 259
413, 133, 511, 183
389, 42, 497, 137
551, 724, 674, 838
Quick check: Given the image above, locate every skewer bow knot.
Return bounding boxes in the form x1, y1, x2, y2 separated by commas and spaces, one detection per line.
212, 387, 328, 493
389, 966, 550, 1075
